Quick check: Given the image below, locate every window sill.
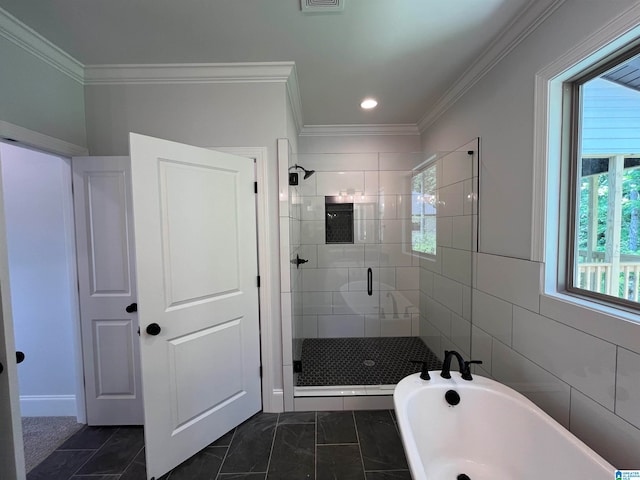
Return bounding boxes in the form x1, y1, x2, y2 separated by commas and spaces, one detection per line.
411, 250, 436, 261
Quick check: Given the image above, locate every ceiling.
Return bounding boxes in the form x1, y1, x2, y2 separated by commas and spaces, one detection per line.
0, 0, 534, 126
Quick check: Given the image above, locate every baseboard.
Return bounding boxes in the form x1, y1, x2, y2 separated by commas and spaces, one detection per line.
20, 395, 77, 417
264, 389, 284, 413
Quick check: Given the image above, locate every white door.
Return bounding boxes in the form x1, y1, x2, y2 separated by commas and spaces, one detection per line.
0, 148, 25, 479
72, 156, 143, 425
130, 134, 261, 479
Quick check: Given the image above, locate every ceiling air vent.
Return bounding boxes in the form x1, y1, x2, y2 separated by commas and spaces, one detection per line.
301, 0, 345, 14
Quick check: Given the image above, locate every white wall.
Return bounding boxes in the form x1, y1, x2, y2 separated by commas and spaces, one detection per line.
84, 81, 291, 403
420, 0, 640, 468
0, 143, 78, 416
0, 36, 86, 148
299, 134, 421, 155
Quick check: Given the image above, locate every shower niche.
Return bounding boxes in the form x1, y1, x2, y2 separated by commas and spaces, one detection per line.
325, 198, 354, 244
279, 140, 479, 403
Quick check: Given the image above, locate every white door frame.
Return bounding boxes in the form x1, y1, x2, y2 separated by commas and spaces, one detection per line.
63, 157, 87, 423
211, 146, 281, 413
0, 138, 87, 424
0, 125, 282, 429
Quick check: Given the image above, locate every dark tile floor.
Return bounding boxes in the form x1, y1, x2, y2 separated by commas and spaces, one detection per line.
27, 410, 410, 480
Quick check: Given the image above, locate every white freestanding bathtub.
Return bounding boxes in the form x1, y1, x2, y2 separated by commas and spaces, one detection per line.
394, 372, 615, 480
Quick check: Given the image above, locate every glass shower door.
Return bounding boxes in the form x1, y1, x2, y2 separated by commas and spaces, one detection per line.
289, 148, 476, 395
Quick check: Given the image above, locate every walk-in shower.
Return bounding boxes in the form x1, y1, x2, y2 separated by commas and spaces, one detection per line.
279, 141, 479, 401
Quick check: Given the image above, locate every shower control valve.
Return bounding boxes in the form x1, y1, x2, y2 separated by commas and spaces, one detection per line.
291, 254, 309, 269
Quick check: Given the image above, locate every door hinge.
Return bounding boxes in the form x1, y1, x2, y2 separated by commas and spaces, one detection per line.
257, 275, 261, 287
259, 365, 263, 378
254, 181, 258, 194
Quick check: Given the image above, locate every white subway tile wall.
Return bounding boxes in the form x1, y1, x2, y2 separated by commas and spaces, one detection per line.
471, 325, 492, 372
513, 305, 617, 410
472, 289, 513, 345
418, 146, 477, 367
441, 151, 473, 188
491, 340, 571, 428
570, 389, 640, 469
469, 250, 640, 468
616, 347, 640, 427
317, 314, 365, 337
283, 145, 640, 468
278, 139, 305, 410
316, 171, 365, 196
450, 313, 471, 357
290, 153, 424, 339
476, 252, 542, 313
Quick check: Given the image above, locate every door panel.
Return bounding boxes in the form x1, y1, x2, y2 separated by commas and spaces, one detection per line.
72, 156, 143, 425
85, 171, 131, 294
168, 318, 244, 427
92, 319, 136, 396
159, 161, 240, 305
130, 134, 261, 479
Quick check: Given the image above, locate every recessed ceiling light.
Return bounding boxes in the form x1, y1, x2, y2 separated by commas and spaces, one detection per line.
360, 98, 378, 110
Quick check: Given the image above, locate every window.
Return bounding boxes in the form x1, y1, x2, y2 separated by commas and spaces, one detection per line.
567, 47, 640, 308
411, 161, 437, 256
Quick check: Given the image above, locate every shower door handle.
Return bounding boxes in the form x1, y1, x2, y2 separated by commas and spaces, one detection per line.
367, 268, 373, 296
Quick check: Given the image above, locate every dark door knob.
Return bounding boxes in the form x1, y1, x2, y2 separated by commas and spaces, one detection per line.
126, 303, 138, 313
146, 323, 161, 336
16, 352, 24, 364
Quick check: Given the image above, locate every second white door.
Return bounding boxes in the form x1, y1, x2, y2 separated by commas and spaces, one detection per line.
73, 156, 143, 425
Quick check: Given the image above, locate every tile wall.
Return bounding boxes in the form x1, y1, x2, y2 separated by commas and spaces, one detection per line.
469, 252, 640, 468
278, 139, 298, 410
413, 141, 640, 467
419, 147, 477, 360
294, 152, 423, 340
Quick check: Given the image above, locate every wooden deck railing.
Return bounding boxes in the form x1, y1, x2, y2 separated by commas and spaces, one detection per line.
578, 261, 640, 301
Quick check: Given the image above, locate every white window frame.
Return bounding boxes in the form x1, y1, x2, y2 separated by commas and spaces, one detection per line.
532, 4, 640, 339
564, 53, 640, 310
411, 158, 438, 259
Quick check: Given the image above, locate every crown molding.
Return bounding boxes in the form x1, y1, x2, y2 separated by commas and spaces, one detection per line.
418, 0, 566, 133
83, 62, 297, 85
0, 7, 84, 84
285, 64, 304, 134
0, 121, 88, 157
84, 61, 305, 130
300, 124, 420, 137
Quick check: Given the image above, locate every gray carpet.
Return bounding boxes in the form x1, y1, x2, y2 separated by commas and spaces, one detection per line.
22, 416, 83, 472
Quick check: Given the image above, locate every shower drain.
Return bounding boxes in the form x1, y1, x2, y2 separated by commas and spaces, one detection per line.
363, 359, 375, 367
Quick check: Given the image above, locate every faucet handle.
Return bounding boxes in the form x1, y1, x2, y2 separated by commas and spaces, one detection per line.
410, 360, 431, 381
461, 360, 483, 381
